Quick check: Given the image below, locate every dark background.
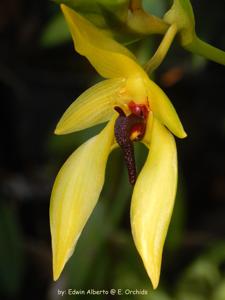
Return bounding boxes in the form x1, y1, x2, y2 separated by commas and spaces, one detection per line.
0, 0, 225, 299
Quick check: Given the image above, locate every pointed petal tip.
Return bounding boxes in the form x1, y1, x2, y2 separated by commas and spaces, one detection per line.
169, 121, 187, 139
54, 124, 64, 135
60, 3, 67, 11
53, 271, 60, 282
51, 242, 66, 281
54, 122, 74, 135
54, 127, 61, 135
151, 278, 159, 290
54, 117, 65, 134
142, 258, 160, 290
131, 118, 177, 291
51, 252, 61, 281
50, 120, 116, 286
170, 120, 187, 139
53, 79, 124, 135
149, 269, 160, 290
177, 129, 187, 139
52, 257, 65, 281
51, 240, 76, 282
152, 282, 159, 290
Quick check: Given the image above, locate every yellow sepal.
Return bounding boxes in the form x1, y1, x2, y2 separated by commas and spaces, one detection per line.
55, 78, 125, 134
144, 77, 187, 139
130, 117, 177, 289
61, 4, 143, 78
50, 117, 115, 281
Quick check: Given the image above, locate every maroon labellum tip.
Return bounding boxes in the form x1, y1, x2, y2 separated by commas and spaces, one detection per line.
114, 103, 148, 185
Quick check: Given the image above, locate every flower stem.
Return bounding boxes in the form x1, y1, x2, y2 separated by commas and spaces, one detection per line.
144, 23, 178, 74
184, 36, 225, 66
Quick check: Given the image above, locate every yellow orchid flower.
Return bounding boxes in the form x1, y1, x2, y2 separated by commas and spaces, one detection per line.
50, 4, 187, 289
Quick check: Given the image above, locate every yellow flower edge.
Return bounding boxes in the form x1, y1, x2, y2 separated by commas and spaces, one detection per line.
50, 118, 115, 280
55, 78, 126, 134
60, 4, 187, 139
131, 117, 177, 289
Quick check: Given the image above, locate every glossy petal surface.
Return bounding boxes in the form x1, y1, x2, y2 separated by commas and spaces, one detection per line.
145, 77, 187, 138
55, 78, 125, 134
50, 119, 115, 280
61, 4, 143, 78
131, 118, 177, 289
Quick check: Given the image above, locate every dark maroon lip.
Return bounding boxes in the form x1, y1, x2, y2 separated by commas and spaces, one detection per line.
114, 104, 148, 185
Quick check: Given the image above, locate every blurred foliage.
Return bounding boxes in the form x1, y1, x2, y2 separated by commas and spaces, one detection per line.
41, 13, 71, 47
0, 0, 225, 299
0, 203, 24, 297
175, 243, 225, 300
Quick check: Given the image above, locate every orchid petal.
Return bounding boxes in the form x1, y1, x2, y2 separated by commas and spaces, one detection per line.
145, 77, 187, 139
55, 78, 125, 134
61, 4, 143, 78
50, 118, 115, 280
131, 118, 177, 289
